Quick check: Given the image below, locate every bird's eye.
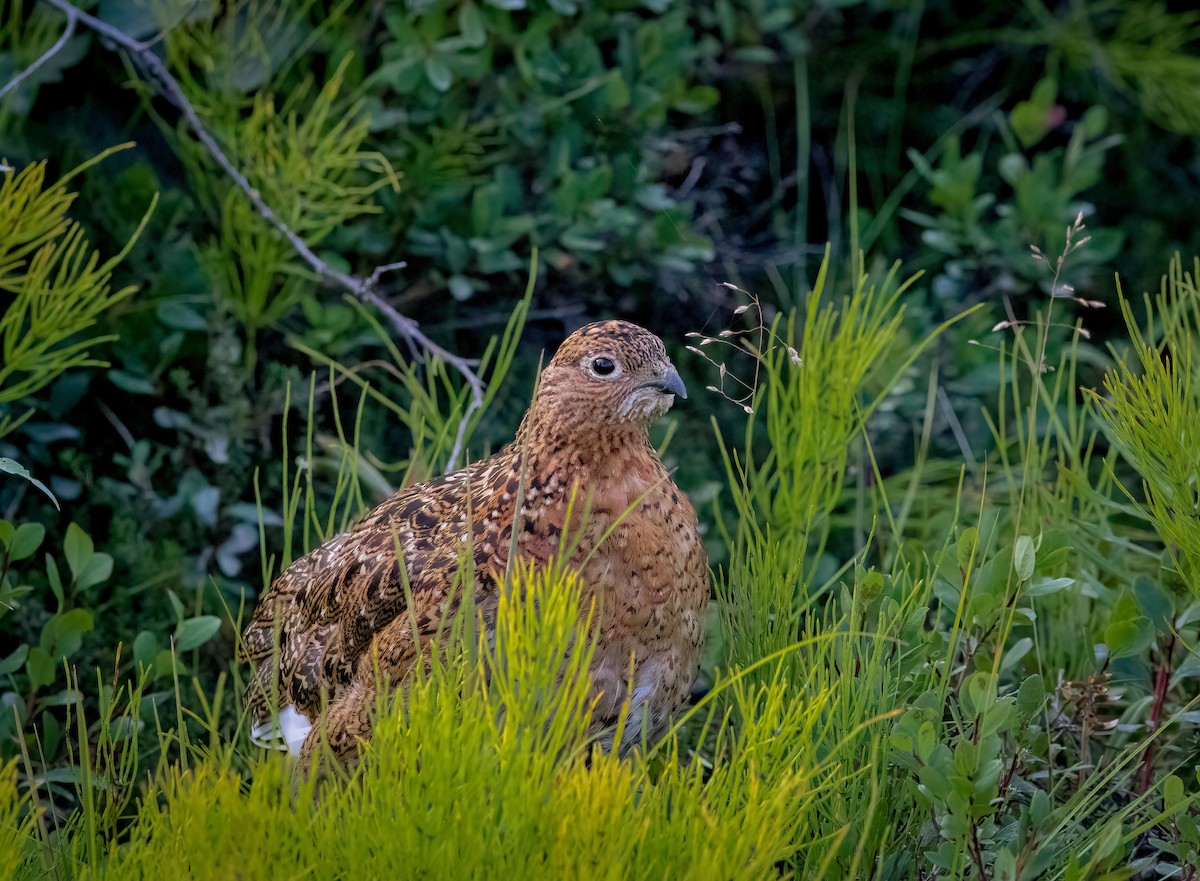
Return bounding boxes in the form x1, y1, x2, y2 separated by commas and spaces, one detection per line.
591, 357, 616, 376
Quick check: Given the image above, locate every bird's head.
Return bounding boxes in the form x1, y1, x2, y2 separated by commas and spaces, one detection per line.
535, 320, 687, 428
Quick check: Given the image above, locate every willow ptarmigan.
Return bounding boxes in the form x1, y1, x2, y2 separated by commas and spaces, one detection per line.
240, 320, 708, 770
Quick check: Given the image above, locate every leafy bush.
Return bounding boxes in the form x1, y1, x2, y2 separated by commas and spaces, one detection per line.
362, 0, 718, 299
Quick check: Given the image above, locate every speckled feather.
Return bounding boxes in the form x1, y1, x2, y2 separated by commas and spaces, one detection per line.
240, 321, 708, 769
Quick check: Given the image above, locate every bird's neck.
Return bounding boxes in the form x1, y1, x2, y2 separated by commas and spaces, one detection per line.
508, 411, 665, 527
512, 408, 654, 475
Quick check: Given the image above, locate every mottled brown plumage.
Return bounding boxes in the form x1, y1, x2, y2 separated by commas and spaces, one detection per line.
240, 320, 708, 769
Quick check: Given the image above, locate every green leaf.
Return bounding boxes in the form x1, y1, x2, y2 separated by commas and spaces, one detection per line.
1023, 576, 1073, 597
1029, 789, 1051, 827
997, 153, 1028, 185
1105, 589, 1155, 659
8, 523, 45, 561
41, 687, 81, 708
994, 849, 1017, 881
916, 720, 937, 763
1016, 673, 1045, 720
1162, 774, 1185, 810
156, 300, 208, 331
74, 552, 113, 592
424, 56, 452, 92
26, 646, 56, 689
133, 630, 159, 670
1013, 535, 1036, 582
40, 711, 61, 759
471, 183, 501, 236
560, 228, 605, 252
1094, 818, 1123, 860
46, 555, 64, 608
0, 644, 28, 675
63, 522, 95, 584
175, 615, 222, 652
956, 526, 978, 570
43, 608, 94, 658
918, 763, 951, 800
1001, 637, 1032, 671
458, 2, 487, 47
108, 369, 158, 395
732, 45, 776, 64
963, 672, 996, 716
1081, 105, 1108, 139
153, 648, 178, 679
673, 85, 719, 115
635, 19, 663, 61
980, 701, 1014, 736
167, 590, 185, 622
98, 0, 165, 40
1011, 77, 1058, 148
1104, 619, 1154, 660
448, 275, 475, 302
858, 569, 885, 601
0, 457, 60, 509
1133, 575, 1173, 628
604, 69, 630, 111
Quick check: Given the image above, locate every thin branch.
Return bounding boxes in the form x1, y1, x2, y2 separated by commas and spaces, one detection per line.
39, 0, 485, 473
0, 3, 77, 102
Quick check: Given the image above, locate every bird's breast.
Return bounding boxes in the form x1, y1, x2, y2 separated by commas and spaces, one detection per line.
579, 474, 707, 738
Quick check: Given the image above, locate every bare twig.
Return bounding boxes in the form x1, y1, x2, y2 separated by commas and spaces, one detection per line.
1024, 212, 1094, 374
37, 0, 485, 472
0, 4, 77, 103
686, 284, 796, 416
0, 3, 77, 102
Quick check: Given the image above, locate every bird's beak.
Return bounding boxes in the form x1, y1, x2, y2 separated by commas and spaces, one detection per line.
659, 363, 687, 400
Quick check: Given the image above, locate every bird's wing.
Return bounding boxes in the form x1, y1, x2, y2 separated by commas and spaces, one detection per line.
240, 454, 518, 736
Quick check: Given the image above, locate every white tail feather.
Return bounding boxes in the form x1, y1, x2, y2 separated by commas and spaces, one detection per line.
250, 705, 312, 757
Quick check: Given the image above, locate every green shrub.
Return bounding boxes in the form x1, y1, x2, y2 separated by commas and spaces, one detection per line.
0, 147, 152, 438
1093, 256, 1200, 596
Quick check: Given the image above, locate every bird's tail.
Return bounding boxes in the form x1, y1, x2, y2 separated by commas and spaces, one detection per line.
250, 705, 312, 757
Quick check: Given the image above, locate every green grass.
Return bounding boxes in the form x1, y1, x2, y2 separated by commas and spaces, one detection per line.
6, 250, 1200, 879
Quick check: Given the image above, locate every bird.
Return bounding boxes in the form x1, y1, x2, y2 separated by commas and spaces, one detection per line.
239, 320, 709, 772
